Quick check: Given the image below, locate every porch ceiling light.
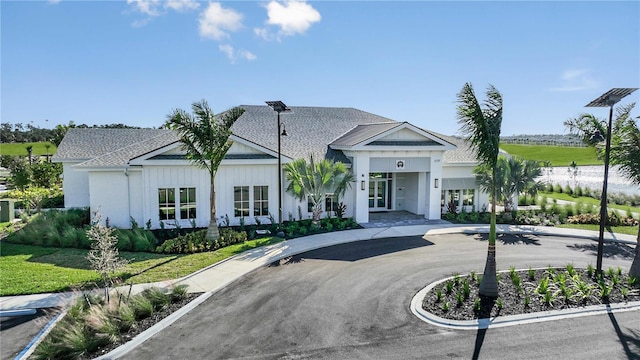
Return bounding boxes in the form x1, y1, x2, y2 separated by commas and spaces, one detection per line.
585, 88, 637, 275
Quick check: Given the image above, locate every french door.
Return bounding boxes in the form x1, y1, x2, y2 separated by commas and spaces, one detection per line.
368, 178, 387, 211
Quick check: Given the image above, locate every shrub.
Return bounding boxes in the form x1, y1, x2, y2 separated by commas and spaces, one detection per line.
141, 287, 171, 311
553, 184, 563, 193
130, 295, 154, 320
574, 186, 583, 197
156, 230, 209, 254
170, 284, 189, 302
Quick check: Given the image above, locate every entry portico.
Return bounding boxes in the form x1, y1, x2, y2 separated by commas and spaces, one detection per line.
329, 122, 455, 223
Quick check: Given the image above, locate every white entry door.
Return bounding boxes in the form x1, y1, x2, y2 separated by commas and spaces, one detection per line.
369, 178, 387, 211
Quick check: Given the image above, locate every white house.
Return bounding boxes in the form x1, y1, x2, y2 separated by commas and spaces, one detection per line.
52, 105, 488, 229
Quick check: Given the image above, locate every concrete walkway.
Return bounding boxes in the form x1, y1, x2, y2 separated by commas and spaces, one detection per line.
1, 223, 636, 311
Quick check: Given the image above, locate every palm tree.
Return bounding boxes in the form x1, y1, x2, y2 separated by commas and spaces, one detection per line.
166, 100, 245, 241
284, 156, 355, 222
475, 156, 509, 210
609, 112, 640, 277
566, 103, 640, 277
521, 160, 544, 205
457, 83, 503, 298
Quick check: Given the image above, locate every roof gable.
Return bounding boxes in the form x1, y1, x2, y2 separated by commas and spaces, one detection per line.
331, 122, 456, 151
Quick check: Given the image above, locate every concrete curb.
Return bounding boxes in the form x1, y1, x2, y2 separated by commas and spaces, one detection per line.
94, 291, 214, 360
15, 309, 67, 360
410, 273, 640, 330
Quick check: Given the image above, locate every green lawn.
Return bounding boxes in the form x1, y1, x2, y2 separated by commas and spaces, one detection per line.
0, 236, 283, 296
540, 192, 640, 215
499, 144, 602, 166
0, 142, 57, 156
557, 223, 639, 237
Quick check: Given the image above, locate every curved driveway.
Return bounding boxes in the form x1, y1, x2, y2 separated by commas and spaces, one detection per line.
122, 233, 639, 359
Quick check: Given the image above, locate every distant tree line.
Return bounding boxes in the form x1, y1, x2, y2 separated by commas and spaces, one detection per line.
1, 121, 141, 145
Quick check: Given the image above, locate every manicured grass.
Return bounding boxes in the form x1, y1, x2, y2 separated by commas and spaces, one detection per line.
499, 144, 602, 166
0, 142, 57, 156
556, 223, 639, 236
541, 192, 640, 215
0, 236, 283, 296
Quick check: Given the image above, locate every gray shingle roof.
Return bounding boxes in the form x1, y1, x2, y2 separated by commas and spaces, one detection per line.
75, 131, 179, 168
231, 106, 401, 161
330, 123, 399, 147
440, 136, 477, 163
52, 106, 479, 167
52, 128, 173, 162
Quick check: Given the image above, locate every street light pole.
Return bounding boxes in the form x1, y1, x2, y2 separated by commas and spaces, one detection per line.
595, 103, 614, 274
585, 88, 637, 275
266, 101, 291, 238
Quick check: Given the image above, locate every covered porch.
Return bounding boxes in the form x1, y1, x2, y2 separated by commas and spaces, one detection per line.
360, 210, 451, 228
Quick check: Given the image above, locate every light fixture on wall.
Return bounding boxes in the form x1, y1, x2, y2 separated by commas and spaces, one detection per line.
361, 180, 366, 191
434, 178, 439, 188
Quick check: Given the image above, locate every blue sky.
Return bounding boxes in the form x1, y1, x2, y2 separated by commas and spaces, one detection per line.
2, 1, 639, 136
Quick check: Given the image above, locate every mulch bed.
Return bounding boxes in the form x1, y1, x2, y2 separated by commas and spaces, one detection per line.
422, 268, 640, 321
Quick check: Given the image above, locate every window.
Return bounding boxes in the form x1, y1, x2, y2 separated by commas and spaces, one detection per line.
234, 186, 249, 217
441, 190, 446, 207
158, 188, 176, 220
463, 189, 475, 206
253, 186, 269, 216
325, 193, 338, 213
180, 187, 197, 219
307, 196, 314, 213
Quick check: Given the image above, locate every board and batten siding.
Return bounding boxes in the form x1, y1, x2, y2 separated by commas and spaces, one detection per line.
142, 165, 211, 229
215, 163, 279, 226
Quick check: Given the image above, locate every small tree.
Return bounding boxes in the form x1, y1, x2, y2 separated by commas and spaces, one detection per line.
543, 161, 553, 185
285, 156, 355, 222
86, 211, 129, 301
7, 156, 31, 190
567, 161, 580, 192
31, 159, 62, 188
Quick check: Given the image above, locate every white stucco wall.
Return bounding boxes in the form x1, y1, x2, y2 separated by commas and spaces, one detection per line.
402, 173, 419, 213
88, 170, 130, 228
62, 163, 90, 208
427, 156, 444, 219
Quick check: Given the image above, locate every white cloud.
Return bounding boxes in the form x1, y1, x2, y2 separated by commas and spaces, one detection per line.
165, 0, 200, 12
256, 0, 321, 40
550, 69, 598, 92
219, 44, 256, 63
127, 0, 162, 17
199, 2, 244, 40
127, 0, 200, 26
48, 0, 61, 4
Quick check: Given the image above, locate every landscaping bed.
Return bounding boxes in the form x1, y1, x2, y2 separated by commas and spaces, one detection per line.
422, 265, 640, 321
31, 286, 201, 360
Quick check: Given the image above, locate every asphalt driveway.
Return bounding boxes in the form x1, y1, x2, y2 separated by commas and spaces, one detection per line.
122, 233, 639, 359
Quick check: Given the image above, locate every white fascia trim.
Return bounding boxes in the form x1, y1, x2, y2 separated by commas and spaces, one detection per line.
129, 142, 183, 166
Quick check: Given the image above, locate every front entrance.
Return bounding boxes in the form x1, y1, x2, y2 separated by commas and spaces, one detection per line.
369, 173, 391, 211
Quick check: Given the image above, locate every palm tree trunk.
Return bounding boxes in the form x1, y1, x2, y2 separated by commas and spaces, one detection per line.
207, 179, 220, 241
629, 225, 640, 278
479, 181, 499, 298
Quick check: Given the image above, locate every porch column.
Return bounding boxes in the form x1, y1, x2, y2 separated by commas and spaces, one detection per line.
427, 155, 443, 220
353, 154, 370, 223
